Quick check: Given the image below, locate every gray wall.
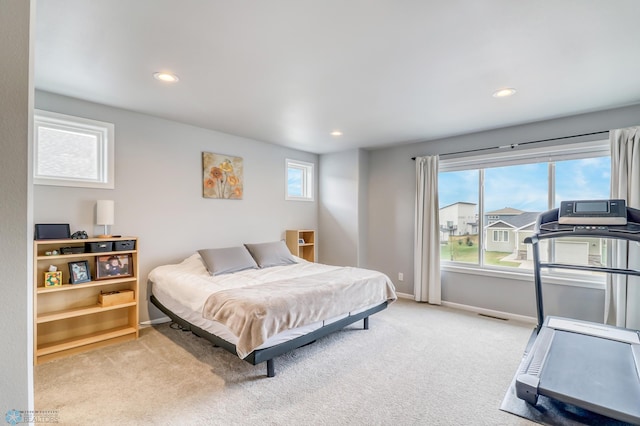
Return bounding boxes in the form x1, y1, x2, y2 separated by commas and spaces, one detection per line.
357, 149, 369, 267
367, 103, 640, 320
0, 0, 34, 412
34, 91, 318, 323
442, 272, 605, 323
318, 148, 369, 267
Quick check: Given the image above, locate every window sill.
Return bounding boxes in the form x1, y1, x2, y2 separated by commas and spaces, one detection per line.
285, 197, 314, 202
441, 263, 606, 290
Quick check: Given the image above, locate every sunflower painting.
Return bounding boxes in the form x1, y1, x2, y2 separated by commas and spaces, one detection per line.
202, 152, 244, 199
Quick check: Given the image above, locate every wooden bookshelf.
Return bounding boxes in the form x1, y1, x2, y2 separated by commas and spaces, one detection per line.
33, 237, 139, 364
285, 230, 315, 262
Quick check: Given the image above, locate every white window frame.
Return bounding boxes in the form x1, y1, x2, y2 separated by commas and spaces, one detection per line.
33, 109, 115, 189
439, 139, 610, 287
286, 159, 314, 201
492, 230, 509, 242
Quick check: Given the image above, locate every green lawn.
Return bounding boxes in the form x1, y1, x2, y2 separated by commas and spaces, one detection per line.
440, 235, 521, 268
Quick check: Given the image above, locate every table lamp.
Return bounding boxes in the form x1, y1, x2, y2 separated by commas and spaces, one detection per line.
96, 200, 114, 238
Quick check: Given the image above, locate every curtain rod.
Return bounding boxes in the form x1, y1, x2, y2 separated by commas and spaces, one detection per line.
411, 130, 609, 160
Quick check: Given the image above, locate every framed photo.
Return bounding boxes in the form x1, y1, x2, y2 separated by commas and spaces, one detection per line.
44, 271, 62, 287
68, 260, 91, 284
202, 152, 244, 199
96, 254, 132, 280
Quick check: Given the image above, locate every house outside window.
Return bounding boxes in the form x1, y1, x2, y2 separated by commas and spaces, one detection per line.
438, 140, 610, 277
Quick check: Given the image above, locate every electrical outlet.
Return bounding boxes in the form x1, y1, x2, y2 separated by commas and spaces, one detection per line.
398, 272, 404, 281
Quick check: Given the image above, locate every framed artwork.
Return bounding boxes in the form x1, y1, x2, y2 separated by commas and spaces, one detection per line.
44, 271, 62, 287
202, 152, 243, 199
96, 254, 132, 280
68, 260, 91, 284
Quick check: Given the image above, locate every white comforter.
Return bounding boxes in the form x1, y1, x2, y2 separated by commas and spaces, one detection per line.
148, 254, 397, 357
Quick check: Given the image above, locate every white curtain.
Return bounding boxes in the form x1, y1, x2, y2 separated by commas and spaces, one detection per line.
414, 156, 441, 304
605, 126, 640, 329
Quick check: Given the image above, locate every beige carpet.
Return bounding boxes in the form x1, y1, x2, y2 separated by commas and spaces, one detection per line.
35, 299, 537, 425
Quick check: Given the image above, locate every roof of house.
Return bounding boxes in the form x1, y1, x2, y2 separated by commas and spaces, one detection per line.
506, 212, 540, 228
485, 207, 526, 216
439, 201, 477, 210
486, 220, 515, 229
485, 211, 540, 229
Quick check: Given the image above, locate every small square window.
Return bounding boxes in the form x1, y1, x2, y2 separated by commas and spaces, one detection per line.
33, 110, 114, 189
286, 159, 314, 201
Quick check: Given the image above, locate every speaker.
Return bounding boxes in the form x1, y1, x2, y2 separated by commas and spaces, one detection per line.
35, 224, 71, 240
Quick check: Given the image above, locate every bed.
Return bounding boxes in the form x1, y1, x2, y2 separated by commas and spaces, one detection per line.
148, 241, 397, 377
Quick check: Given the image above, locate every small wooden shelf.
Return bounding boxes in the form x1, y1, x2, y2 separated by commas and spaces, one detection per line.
285, 229, 316, 262
36, 250, 135, 261
37, 277, 135, 293
33, 237, 139, 364
37, 302, 137, 323
36, 326, 137, 357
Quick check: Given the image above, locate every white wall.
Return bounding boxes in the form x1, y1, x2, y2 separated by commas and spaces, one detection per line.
357, 149, 369, 267
0, 0, 34, 413
367, 103, 640, 320
34, 91, 318, 322
318, 149, 368, 267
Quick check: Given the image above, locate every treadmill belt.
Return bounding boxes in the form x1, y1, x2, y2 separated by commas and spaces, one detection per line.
539, 330, 640, 422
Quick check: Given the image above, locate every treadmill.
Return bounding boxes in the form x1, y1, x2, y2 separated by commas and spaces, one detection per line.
515, 200, 640, 425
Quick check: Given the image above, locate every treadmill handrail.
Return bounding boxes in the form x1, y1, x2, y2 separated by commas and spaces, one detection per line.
525, 205, 640, 330
537, 263, 640, 277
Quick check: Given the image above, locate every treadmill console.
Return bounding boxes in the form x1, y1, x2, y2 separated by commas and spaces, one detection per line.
558, 199, 627, 225
573, 225, 609, 232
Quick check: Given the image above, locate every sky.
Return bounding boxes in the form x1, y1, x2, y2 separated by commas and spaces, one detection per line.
439, 157, 611, 213
287, 167, 303, 196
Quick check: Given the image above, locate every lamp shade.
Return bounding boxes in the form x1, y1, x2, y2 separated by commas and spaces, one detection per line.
96, 200, 115, 226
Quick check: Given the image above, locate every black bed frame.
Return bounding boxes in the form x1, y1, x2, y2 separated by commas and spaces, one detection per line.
150, 294, 388, 377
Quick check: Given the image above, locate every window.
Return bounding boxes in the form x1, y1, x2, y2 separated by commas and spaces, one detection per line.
493, 230, 509, 242
34, 110, 114, 188
286, 159, 314, 201
438, 169, 479, 264
438, 140, 610, 275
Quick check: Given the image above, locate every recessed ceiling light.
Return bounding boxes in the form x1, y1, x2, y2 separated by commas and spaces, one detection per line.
330, 130, 343, 136
492, 88, 516, 98
153, 72, 179, 83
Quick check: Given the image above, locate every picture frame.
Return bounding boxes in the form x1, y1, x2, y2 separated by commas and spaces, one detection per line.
68, 260, 91, 284
202, 152, 244, 199
298, 238, 305, 244
95, 254, 132, 280
44, 271, 62, 287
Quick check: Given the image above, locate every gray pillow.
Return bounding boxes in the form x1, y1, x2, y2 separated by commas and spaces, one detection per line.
198, 246, 259, 276
244, 240, 296, 268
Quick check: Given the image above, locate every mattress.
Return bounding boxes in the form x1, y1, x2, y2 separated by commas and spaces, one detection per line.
149, 254, 394, 353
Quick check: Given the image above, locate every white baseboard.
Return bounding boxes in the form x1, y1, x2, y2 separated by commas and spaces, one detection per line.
395, 292, 534, 324
140, 316, 171, 327
441, 301, 536, 324
395, 292, 414, 300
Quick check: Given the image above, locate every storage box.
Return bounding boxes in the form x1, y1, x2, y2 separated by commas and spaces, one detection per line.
60, 246, 85, 254
98, 289, 134, 307
114, 240, 135, 251
85, 241, 113, 253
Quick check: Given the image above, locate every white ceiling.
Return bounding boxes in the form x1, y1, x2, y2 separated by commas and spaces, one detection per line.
35, 0, 640, 154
